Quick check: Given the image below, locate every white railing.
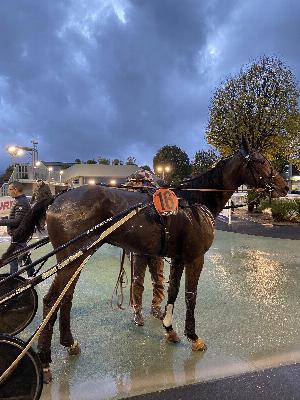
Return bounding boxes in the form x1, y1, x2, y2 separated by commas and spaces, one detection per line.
0, 183, 9, 196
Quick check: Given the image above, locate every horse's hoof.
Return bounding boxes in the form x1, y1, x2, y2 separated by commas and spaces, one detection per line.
43, 367, 53, 384
191, 338, 207, 351
67, 340, 81, 355
165, 329, 181, 343
133, 311, 144, 326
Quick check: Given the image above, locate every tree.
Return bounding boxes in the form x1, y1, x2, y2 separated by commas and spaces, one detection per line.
206, 56, 300, 168
86, 159, 97, 164
139, 165, 152, 172
126, 156, 137, 165
0, 165, 13, 183
74, 159, 82, 164
97, 157, 110, 165
153, 145, 191, 184
192, 149, 218, 175
112, 159, 123, 165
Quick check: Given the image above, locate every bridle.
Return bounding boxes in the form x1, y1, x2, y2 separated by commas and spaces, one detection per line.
239, 150, 278, 194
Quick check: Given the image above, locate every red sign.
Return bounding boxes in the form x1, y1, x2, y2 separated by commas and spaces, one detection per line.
153, 189, 178, 216
0, 197, 14, 216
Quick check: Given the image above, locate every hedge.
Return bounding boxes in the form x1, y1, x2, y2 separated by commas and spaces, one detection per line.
260, 198, 300, 223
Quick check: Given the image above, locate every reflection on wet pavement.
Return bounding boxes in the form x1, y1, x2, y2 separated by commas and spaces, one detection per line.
0, 231, 299, 399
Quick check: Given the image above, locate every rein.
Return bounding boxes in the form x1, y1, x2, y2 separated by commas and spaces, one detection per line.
110, 249, 129, 310
179, 188, 234, 192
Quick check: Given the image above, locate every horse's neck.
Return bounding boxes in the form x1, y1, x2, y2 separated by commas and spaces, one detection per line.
180, 154, 244, 218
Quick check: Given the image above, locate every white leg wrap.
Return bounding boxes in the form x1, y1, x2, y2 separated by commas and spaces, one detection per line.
163, 304, 173, 327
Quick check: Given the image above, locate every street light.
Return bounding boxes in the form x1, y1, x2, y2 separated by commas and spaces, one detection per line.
7, 141, 38, 166
48, 166, 53, 182
6, 141, 39, 180
59, 170, 64, 183
156, 165, 171, 180
7, 146, 27, 180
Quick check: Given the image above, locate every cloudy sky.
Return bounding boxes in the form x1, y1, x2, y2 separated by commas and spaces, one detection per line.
0, 0, 299, 172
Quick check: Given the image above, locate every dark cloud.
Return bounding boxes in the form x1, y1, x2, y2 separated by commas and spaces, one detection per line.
0, 0, 299, 173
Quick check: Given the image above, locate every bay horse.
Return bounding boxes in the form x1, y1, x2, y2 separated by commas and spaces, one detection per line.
37, 138, 288, 380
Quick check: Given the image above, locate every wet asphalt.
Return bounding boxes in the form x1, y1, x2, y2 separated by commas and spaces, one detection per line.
126, 363, 300, 400
216, 214, 300, 240
126, 217, 300, 400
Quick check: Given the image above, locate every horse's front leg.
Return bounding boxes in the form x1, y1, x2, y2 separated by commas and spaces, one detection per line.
163, 258, 184, 343
185, 256, 207, 351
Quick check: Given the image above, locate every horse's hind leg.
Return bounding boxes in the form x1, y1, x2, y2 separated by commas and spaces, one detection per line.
37, 261, 82, 382
37, 280, 59, 367
59, 275, 81, 354
163, 258, 184, 343
184, 256, 206, 351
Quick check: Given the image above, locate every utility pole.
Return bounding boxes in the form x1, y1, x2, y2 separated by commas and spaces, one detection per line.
31, 140, 39, 169
288, 163, 293, 191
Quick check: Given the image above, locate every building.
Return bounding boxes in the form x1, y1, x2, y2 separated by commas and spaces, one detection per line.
62, 164, 139, 186
0, 161, 140, 196
0, 161, 72, 196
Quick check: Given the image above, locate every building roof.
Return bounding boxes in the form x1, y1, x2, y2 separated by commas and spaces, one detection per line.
41, 161, 74, 167
62, 164, 139, 182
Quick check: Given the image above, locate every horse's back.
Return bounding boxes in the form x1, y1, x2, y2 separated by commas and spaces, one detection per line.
46, 185, 148, 249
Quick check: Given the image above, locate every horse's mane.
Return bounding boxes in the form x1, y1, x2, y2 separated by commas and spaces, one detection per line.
181, 158, 229, 188
177, 156, 233, 206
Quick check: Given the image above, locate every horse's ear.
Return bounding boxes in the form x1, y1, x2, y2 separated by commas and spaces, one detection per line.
240, 136, 251, 157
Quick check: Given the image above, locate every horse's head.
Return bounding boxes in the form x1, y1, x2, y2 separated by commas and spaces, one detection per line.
239, 137, 289, 198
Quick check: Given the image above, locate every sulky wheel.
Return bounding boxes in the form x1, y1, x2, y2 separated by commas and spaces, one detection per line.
0, 334, 43, 399
0, 274, 38, 335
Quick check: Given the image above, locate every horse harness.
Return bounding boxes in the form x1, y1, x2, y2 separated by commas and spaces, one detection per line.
239, 149, 279, 194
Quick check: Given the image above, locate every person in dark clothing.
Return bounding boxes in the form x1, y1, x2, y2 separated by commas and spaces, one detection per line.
132, 253, 165, 326
0, 181, 35, 276
31, 180, 53, 204
125, 169, 165, 326
30, 180, 53, 230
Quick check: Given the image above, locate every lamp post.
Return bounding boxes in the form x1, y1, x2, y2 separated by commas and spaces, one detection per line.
48, 167, 53, 183
59, 170, 64, 184
33, 161, 42, 180
156, 165, 171, 181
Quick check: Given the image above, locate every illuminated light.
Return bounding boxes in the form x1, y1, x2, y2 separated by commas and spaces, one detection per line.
8, 146, 16, 153
110, 179, 116, 186
88, 179, 96, 185
35, 161, 41, 167
59, 170, 64, 175
48, 167, 53, 172
17, 148, 24, 156
156, 165, 171, 180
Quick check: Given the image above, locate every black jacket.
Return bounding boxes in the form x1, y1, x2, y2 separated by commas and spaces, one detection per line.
0, 194, 31, 237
